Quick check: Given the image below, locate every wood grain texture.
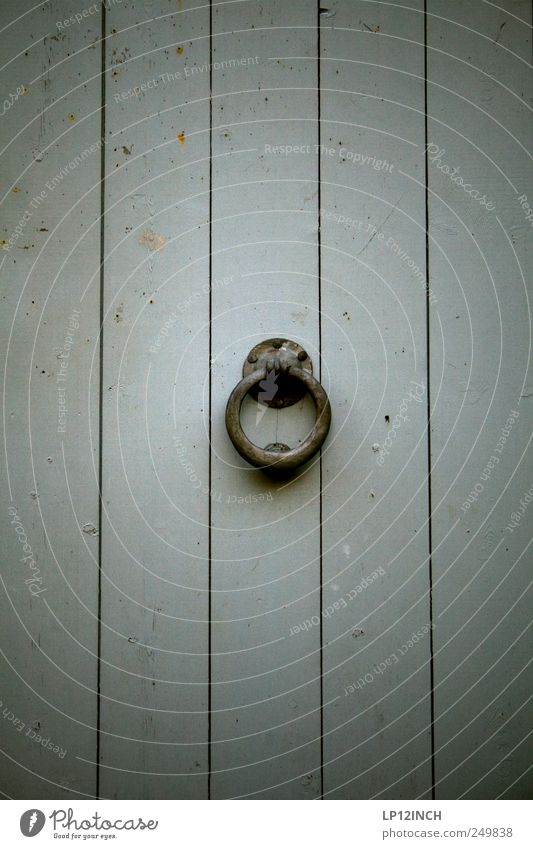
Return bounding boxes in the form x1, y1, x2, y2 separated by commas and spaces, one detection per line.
209, 0, 322, 799
0, 0, 101, 798
427, 0, 533, 800
98, 0, 211, 799
319, 0, 433, 799
0, 0, 530, 802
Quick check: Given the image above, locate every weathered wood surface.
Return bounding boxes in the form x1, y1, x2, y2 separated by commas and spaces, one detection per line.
0, 0, 101, 798
0, 0, 530, 800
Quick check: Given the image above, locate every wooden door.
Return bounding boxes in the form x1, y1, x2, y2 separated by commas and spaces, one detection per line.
1, 0, 531, 800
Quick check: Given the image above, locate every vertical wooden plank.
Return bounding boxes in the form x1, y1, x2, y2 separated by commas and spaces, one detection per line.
210, 0, 322, 798
320, 0, 433, 798
99, 0, 210, 798
427, 0, 532, 799
0, 1, 101, 797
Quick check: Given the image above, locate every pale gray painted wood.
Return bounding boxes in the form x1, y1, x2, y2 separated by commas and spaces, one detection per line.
1, 0, 531, 802
209, 0, 323, 799
0, 0, 101, 797
98, 0, 211, 798
427, 0, 532, 800
319, 0, 433, 798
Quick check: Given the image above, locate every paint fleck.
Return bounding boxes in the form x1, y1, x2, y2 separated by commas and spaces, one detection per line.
176, 46, 184, 54
12, 186, 21, 192
81, 522, 99, 536
139, 229, 167, 251
177, 131, 186, 144
67, 113, 76, 122
372, 442, 380, 452
494, 21, 506, 44
122, 145, 132, 155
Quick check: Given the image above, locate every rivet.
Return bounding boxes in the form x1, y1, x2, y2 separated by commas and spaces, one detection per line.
272, 339, 283, 349
247, 353, 258, 363
298, 350, 307, 361
265, 443, 290, 453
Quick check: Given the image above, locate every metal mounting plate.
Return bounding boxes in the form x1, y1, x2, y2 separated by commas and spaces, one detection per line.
242, 338, 313, 408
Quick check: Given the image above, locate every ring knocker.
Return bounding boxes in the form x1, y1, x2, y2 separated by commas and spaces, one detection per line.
225, 338, 331, 471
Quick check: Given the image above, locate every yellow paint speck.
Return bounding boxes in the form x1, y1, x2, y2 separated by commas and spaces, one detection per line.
12, 186, 21, 192
176, 46, 184, 54
139, 229, 167, 251
67, 113, 76, 122
177, 131, 186, 144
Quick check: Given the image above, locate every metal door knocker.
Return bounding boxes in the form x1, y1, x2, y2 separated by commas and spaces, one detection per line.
225, 338, 331, 471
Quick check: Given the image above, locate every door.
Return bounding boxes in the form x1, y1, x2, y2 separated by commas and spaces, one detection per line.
1, 0, 531, 800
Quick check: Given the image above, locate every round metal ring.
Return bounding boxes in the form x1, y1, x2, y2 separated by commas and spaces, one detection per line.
225, 365, 331, 471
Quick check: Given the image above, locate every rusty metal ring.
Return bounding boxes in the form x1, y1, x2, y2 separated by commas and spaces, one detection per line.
225, 365, 331, 471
